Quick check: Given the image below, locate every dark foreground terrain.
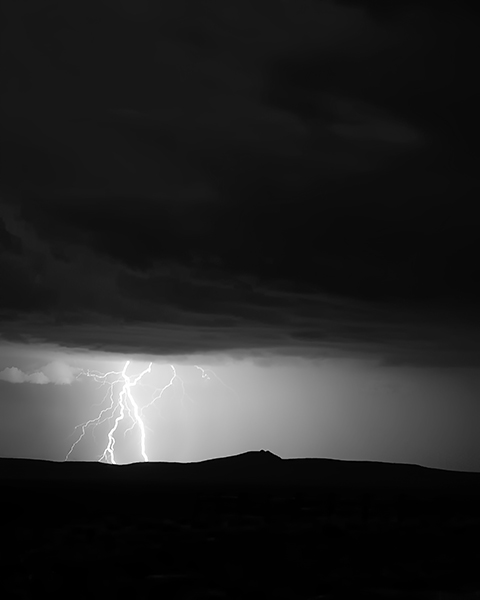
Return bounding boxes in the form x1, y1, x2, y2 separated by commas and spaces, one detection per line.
2, 451, 480, 599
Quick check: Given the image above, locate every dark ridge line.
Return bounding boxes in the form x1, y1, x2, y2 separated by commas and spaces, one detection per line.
2, 450, 480, 497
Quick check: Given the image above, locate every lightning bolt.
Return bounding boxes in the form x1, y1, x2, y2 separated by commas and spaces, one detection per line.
100, 361, 152, 464
141, 364, 195, 419
66, 361, 152, 464
195, 365, 237, 397
66, 367, 125, 461
194, 365, 211, 381
66, 361, 235, 464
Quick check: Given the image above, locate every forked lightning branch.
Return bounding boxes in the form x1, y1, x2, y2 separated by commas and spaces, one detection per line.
66, 361, 216, 464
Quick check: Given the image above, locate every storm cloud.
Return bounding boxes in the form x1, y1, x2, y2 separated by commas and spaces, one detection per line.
0, 0, 478, 365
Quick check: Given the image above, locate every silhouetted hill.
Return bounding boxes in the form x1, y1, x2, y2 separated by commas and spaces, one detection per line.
3, 451, 480, 598
2, 450, 480, 496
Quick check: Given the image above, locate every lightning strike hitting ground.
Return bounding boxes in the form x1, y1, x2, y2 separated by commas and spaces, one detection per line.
101, 361, 152, 464
66, 361, 233, 464
66, 361, 152, 464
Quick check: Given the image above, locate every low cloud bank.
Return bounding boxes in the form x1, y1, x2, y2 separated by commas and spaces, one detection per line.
0, 361, 78, 385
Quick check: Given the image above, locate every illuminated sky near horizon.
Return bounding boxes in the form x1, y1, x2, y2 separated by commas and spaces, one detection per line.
1, 343, 480, 472
0, 0, 479, 471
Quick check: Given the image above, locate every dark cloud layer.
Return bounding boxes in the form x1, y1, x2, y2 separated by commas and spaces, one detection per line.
0, 0, 478, 364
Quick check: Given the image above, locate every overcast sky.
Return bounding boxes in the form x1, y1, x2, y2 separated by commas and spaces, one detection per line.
1, 0, 479, 469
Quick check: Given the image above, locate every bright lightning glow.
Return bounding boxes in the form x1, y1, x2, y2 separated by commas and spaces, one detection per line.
67, 360, 152, 464
66, 361, 230, 464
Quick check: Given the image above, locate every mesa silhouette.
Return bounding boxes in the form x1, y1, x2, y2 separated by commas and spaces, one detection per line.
4, 451, 480, 598
2, 450, 480, 496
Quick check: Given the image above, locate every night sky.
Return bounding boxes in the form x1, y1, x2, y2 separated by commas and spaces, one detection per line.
1, 0, 479, 469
